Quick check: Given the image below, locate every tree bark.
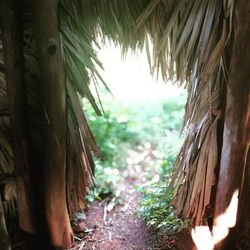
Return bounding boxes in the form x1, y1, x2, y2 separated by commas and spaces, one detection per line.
31, 0, 73, 248
0, 0, 35, 234
213, 0, 250, 248
236, 148, 250, 249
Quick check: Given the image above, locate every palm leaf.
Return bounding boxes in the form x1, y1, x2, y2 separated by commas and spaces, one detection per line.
0, 0, 235, 226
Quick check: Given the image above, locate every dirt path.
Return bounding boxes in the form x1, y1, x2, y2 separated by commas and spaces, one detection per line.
73, 177, 195, 250
80, 178, 149, 250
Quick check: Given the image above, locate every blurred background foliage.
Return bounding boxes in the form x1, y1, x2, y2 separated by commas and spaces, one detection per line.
82, 43, 188, 233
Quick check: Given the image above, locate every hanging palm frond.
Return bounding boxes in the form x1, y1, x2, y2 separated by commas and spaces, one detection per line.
0, 0, 235, 227
0, 71, 16, 220
135, 0, 233, 225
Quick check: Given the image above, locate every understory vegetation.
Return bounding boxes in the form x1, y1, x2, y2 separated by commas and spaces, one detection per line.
84, 88, 188, 234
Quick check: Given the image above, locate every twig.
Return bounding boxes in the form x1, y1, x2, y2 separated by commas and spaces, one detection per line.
99, 197, 110, 207
108, 231, 112, 242
73, 236, 82, 241
103, 202, 107, 224
78, 241, 85, 250
97, 237, 108, 243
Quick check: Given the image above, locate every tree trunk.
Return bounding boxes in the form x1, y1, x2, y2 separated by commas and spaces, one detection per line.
213, 0, 250, 248
0, 0, 35, 234
31, 0, 73, 248
236, 148, 250, 249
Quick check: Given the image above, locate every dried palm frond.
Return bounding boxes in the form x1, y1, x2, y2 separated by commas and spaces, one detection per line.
0, 2, 103, 216
0, 193, 11, 250
135, 0, 233, 225
0, 0, 235, 226
57, 0, 234, 224
0, 74, 13, 175
0, 72, 16, 220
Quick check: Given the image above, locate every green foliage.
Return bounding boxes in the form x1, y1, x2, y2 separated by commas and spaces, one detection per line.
135, 128, 189, 233
84, 104, 139, 168
87, 161, 122, 202
85, 88, 188, 235
127, 94, 186, 147
137, 181, 189, 234
84, 98, 139, 201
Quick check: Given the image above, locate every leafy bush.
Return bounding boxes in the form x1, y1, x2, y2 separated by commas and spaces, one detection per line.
137, 181, 189, 234
136, 128, 189, 234
85, 105, 139, 168
87, 160, 123, 202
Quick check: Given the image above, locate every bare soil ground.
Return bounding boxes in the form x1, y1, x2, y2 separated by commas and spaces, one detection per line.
73, 177, 196, 250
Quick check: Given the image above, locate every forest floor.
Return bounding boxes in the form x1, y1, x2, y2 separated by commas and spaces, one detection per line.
73, 175, 196, 250
10, 146, 196, 250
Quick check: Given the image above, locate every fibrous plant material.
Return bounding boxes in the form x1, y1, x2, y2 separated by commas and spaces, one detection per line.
0, 0, 35, 235
135, 0, 234, 226
0, 0, 249, 248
